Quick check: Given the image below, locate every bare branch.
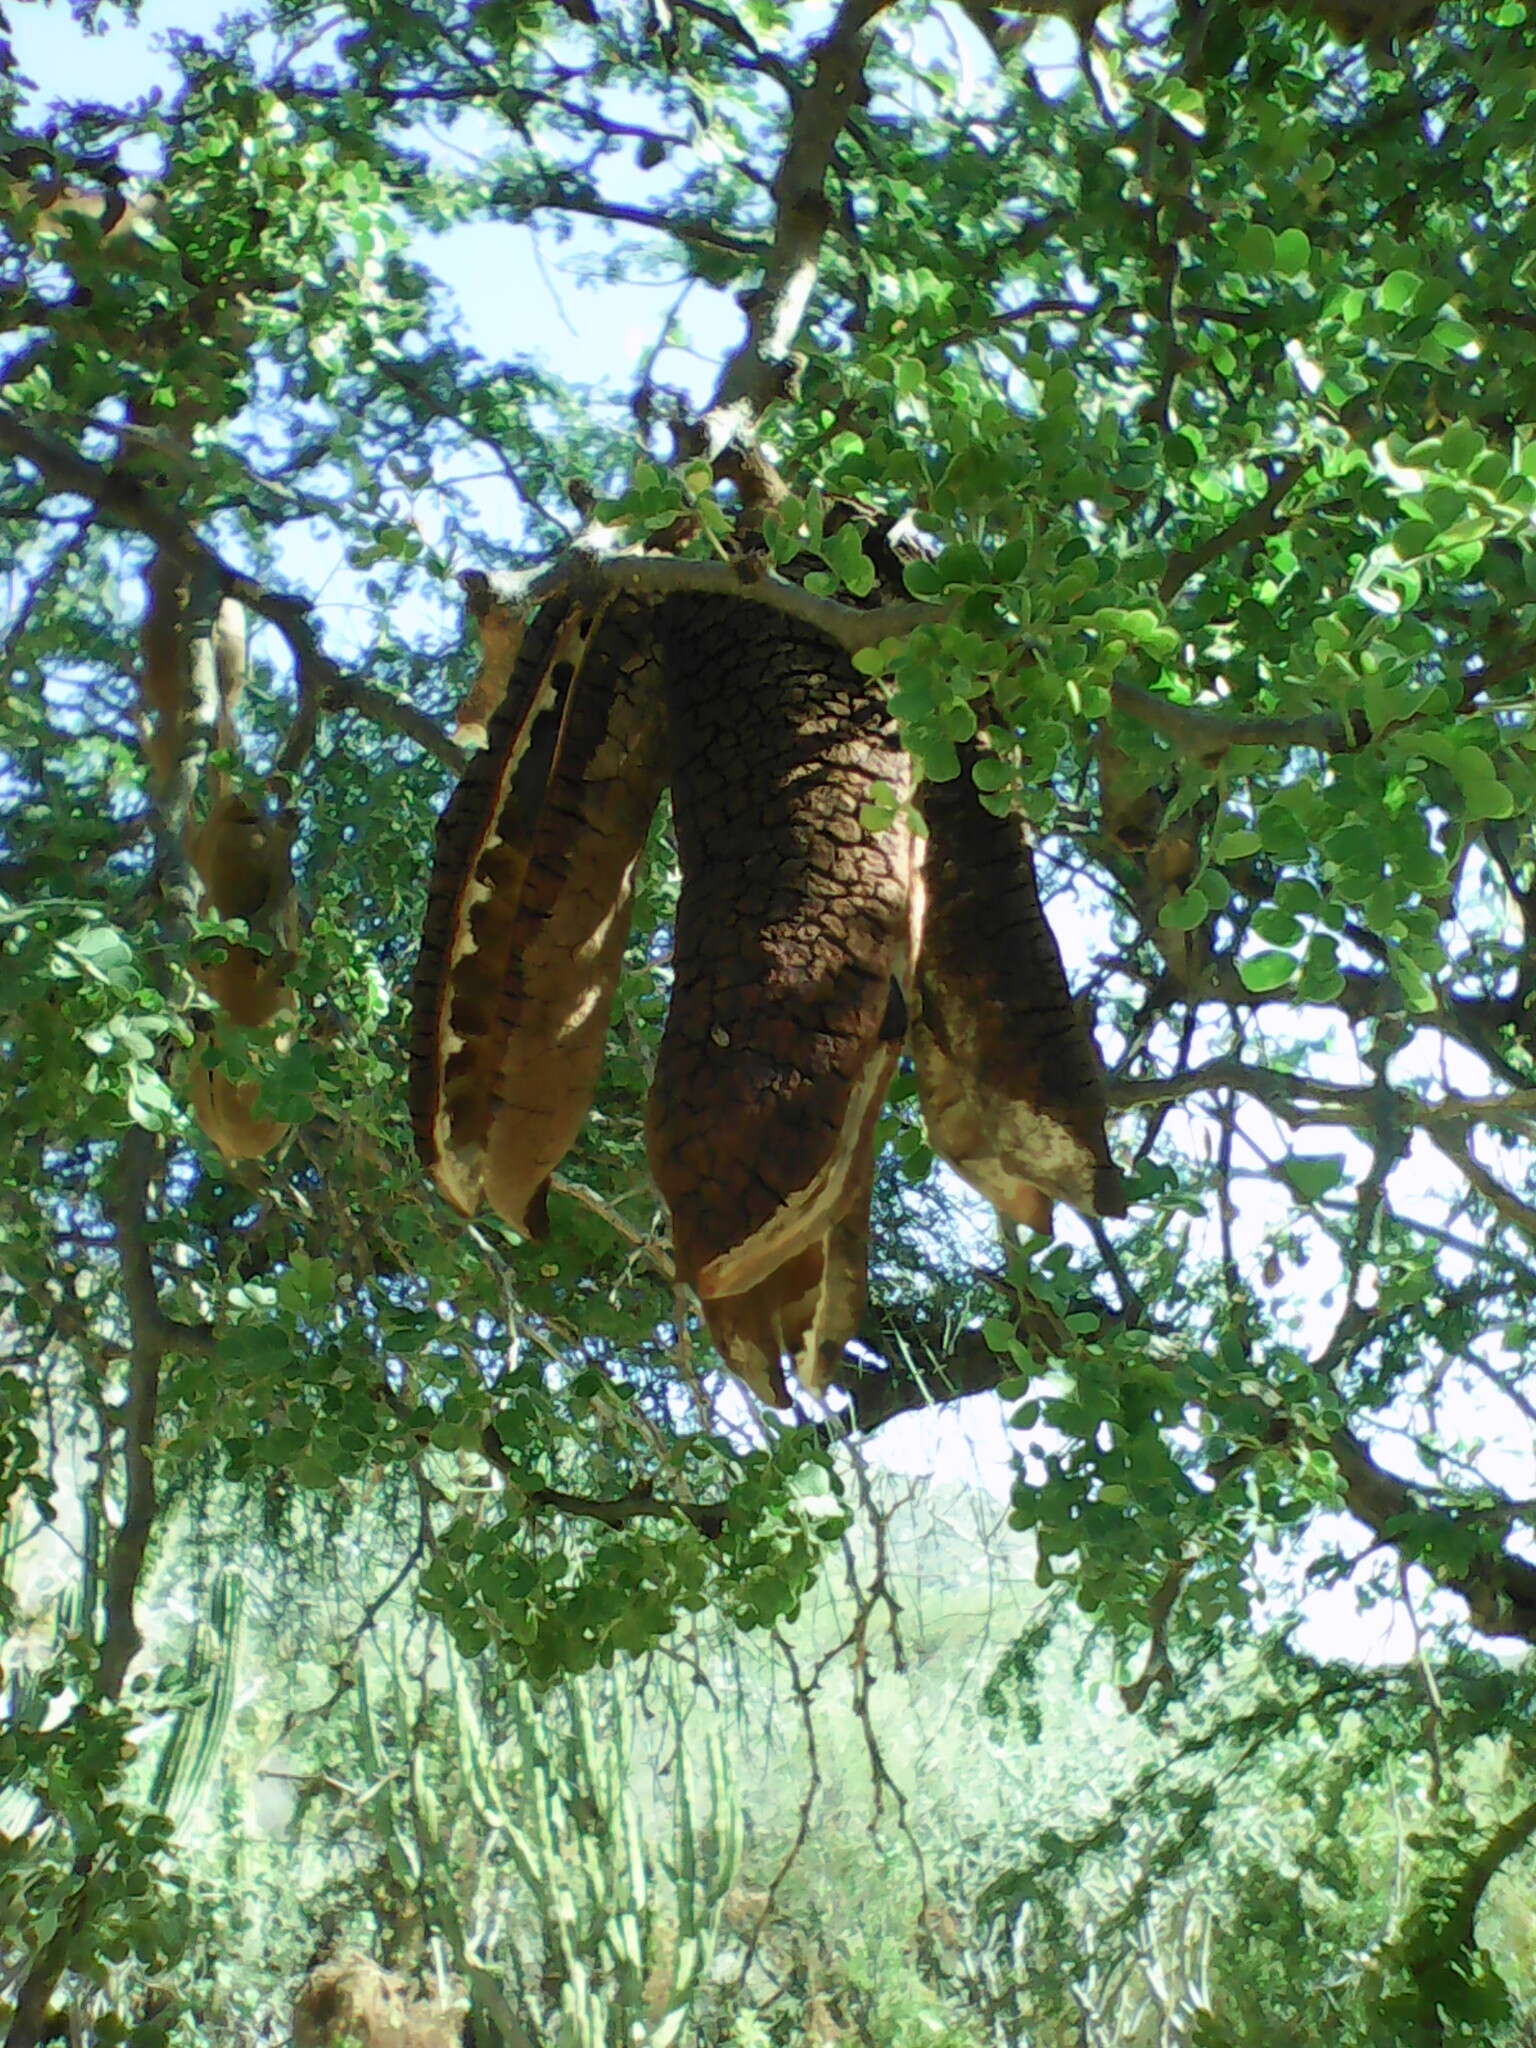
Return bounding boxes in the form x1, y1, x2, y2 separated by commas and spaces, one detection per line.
1108, 677, 1360, 756
0, 400, 463, 772
1109, 1057, 1536, 1138
1436, 1129, 1536, 1245
324, 672, 467, 773
705, 1, 896, 451
510, 186, 760, 257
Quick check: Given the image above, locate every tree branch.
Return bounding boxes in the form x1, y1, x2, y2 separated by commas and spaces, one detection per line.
478, 1428, 732, 1539
1327, 1427, 1536, 1645
705, 0, 896, 451
843, 1310, 1536, 1652
3, 1127, 207, 2048
324, 673, 466, 774
1108, 676, 1362, 756
0, 400, 461, 773
1108, 1057, 1536, 1137
1428, 1791, 1536, 1971
473, 547, 934, 648
1159, 457, 1305, 603
97, 1127, 168, 1701
504, 184, 761, 256
1434, 1128, 1536, 1246
526, 1481, 732, 1541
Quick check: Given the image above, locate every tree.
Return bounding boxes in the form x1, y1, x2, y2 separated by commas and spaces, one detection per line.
6, 0, 1536, 2039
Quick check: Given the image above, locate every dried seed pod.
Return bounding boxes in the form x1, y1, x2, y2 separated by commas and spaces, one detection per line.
479, 601, 668, 1236
912, 745, 1125, 1232
647, 595, 918, 1401
409, 590, 666, 1232
410, 594, 600, 1213
185, 1044, 291, 1163
188, 792, 297, 1029
701, 1135, 877, 1405
138, 555, 297, 1163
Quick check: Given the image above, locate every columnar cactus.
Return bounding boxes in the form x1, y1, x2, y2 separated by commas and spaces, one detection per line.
147, 1566, 246, 1828
447, 1650, 740, 2047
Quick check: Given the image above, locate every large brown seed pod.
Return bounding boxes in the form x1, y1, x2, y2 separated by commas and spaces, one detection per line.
411, 591, 669, 1225
647, 594, 918, 1402
912, 744, 1125, 1232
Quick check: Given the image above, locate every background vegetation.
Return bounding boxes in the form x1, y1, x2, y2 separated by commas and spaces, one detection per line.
7, 0, 1536, 2040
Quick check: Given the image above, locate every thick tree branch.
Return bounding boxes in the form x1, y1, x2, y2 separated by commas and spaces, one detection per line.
0, 401, 460, 773
705, 0, 895, 451
1427, 1791, 1536, 1972
844, 1312, 1536, 1651
526, 1481, 732, 1541
97, 1127, 168, 1700
1327, 1427, 1536, 1645
1108, 677, 1362, 756
839, 1293, 1078, 1436
1109, 1057, 1536, 1137
477, 1425, 734, 1540
482, 547, 932, 646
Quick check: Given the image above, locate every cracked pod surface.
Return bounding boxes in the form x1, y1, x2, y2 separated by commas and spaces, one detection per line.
409, 592, 666, 1231
912, 744, 1125, 1232
648, 594, 917, 1404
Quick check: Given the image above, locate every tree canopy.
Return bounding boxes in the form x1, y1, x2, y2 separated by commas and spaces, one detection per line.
7, 0, 1536, 2040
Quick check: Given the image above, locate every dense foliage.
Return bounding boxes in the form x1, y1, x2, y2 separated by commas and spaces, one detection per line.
7, 0, 1536, 2040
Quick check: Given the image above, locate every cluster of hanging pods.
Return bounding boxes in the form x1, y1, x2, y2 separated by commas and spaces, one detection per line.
409, 577, 1124, 1406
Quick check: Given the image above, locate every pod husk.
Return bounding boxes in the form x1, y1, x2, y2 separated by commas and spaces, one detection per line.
478, 597, 668, 1236
409, 594, 618, 1217
912, 744, 1125, 1231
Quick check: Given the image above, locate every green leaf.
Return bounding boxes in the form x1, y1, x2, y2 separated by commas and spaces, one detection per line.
1438, 422, 1485, 473
1210, 828, 1262, 860
1238, 950, 1297, 993
1158, 887, 1208, 932
1235, 223, 1277, 275
124, 1069, 178, 1131
1378, 269, 1422, 313
819, 522, 875, 597
1392, 518, 1438, 560
1274, 227, 1310, 277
